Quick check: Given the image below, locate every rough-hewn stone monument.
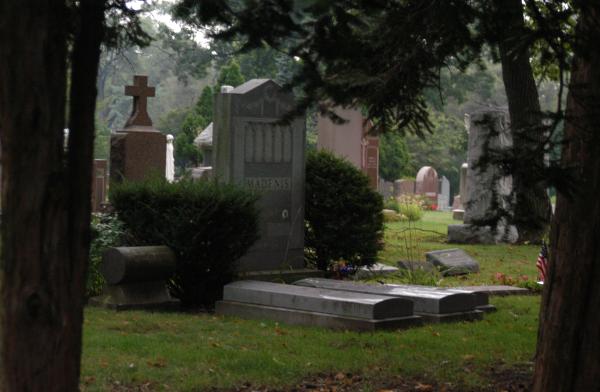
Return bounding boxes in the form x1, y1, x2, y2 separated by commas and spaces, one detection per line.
110, 75, 166, 183
448, 110, 518, 243
213, 79, 309, 276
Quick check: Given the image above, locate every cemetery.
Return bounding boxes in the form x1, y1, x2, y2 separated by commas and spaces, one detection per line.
76, 74, 541, 391
3, 2, 599, 392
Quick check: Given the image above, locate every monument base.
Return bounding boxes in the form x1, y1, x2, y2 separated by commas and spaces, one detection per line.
452, 209, 464, 221
417, 309, 483, 324
89, 281, 179, 311
236, 268, 324, 284
447, 224, 518, 244
216, 301, 422, 331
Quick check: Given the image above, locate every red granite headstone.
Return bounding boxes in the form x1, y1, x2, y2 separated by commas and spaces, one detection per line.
109, 75, 166, 184
415, 166, 439, 203
362, 136, 379, 189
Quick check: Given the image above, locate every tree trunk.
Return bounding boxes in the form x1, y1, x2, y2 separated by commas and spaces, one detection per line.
495, 0, 552, 243
0, 1, 104, 390
533, 4, 600, 391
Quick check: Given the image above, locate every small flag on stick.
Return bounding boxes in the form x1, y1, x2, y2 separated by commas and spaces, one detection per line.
536, 241, 549, 283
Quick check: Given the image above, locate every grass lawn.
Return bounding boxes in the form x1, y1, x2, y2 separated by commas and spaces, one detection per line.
380, 211, 540, 287
81, 211, 540, 391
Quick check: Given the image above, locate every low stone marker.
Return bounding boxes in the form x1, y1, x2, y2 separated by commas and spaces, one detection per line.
425, 249, 480, 276
454, 285, 529, 296
216, 280, 421, 331
355, 262, 399, 279
294, 278, 482, 323
90, 246, 179, 310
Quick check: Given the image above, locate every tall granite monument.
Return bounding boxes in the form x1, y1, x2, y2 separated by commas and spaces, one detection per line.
213, 80, 307, 275
448, 110, 518, 243
110, 75, 166, 183
317, 107, 379, 189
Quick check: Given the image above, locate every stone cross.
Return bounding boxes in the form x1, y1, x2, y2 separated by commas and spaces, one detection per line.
124, 75, 155, 127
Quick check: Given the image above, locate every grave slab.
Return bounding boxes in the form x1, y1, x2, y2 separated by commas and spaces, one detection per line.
216, 301, 422, 331
385, 284, 495, 313
425, 249, 480, 276
293, 278, 477, 317
221, 280, 413, 320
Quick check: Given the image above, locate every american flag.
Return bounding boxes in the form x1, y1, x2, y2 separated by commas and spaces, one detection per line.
536, 241, 549, 283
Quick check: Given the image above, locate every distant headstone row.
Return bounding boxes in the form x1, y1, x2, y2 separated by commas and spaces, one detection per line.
378, 167, 452, 211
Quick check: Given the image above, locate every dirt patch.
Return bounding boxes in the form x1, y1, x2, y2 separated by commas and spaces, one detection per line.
208, 364, 533, 392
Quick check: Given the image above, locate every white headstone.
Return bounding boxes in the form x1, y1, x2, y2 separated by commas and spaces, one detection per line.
166, 134, 175, 182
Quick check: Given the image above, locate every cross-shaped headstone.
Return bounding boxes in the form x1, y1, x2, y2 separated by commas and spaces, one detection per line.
124, 75, 155, 128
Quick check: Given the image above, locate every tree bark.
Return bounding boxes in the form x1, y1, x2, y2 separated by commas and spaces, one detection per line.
0, 1, 104, 390
495, 0, 552, 243
532, 3, 600, 391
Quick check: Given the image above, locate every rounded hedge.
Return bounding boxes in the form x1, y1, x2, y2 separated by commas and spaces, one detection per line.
305, 150, 384, 271
110, 178, 260, 308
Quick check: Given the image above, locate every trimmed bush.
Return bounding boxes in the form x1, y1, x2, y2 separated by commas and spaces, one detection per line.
383, 197, 400, 212
88, 213, 128, 297
305, 150, 384, 271
110, 178, 260, 307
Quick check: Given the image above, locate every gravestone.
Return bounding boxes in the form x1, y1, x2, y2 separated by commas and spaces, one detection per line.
213, 79, 307, 274
194, 122, 214, 166
90, 246, 179, 310
425, 248, 480, 276
91, 159, 108, 212
110, 75, 166, 183
166, 134, 175, 182
379, 180, 394, 199
363, 134, 379, 189
415, 166, 438, 203
294, 278, 483, 323
437, 176, 450, 210
448, 110, 518, 243
452, 163, 468, 219
317, 107, 379, 189
216, 280, 421, 331
395, 179, 415, 196
192, 122, 214, 180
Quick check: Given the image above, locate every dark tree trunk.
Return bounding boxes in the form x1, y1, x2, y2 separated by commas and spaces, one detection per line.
0, 1, 104, 390
495, 0, 552, 243
533, 4, 600, 391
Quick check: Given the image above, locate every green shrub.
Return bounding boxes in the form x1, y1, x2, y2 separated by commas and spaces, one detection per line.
383, 197, 400, 212
88, 213, 128, 297
305, 150, 384, 271
397, 194, 425, 221
110, 178, 260, 307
